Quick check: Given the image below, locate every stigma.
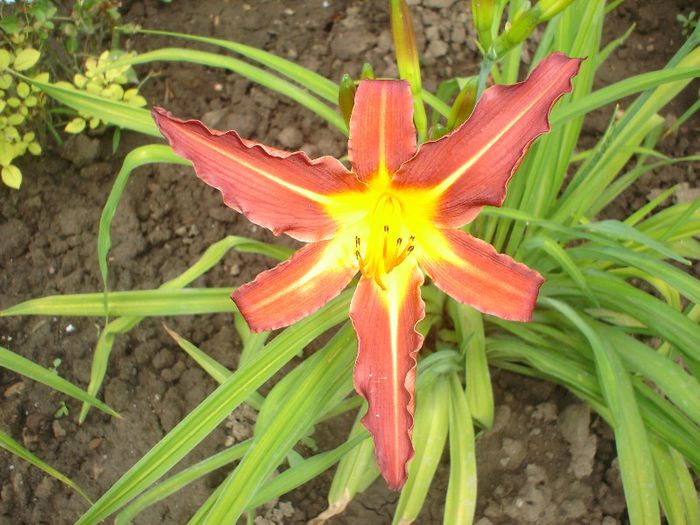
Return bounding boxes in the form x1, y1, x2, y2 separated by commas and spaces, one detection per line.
354, 194, 415, 289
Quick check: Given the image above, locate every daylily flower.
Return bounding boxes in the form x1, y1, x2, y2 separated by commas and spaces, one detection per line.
152, 52, 581, 490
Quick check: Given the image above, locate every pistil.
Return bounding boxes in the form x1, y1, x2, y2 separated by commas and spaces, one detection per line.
355, 226, 415, 289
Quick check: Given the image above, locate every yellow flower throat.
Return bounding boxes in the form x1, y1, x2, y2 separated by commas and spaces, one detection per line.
354, 193, 415, 289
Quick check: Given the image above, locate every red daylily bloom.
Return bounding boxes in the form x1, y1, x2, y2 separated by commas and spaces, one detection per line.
153, 52, 581, 490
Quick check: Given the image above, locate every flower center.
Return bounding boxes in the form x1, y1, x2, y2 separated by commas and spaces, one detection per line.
354, 193, 415, 289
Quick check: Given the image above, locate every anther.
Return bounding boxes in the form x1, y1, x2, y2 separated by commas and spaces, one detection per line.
396, 238, 403, 246
409, 235, 415, 242
383, 225, 389, 233
355, 250, 361, 259
355, 236, 360, 247
407, 246, 415, 253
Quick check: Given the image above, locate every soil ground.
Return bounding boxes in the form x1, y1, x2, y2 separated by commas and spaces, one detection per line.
0, 1, 698, 524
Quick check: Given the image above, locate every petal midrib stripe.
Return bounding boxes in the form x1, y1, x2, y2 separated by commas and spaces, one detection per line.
387, 277, 405, 474
185, 129, 339, 206
431, 66, 573, 196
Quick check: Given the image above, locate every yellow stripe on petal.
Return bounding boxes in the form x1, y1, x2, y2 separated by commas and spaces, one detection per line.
393, 53, 582, 229
233, 238, 357, 332
153, 107, 365, 242
417, 228, 543, 322
350, 261, 425, 490
348, 81, 417, 185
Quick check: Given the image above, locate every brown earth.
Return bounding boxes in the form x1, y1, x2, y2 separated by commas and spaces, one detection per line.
0, 1, 697, 524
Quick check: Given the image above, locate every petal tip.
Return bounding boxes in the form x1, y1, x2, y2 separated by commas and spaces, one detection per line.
231, 292, 267, 333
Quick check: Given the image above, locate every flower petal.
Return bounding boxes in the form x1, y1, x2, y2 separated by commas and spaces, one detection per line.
394, 53, 582, 227
348, 80, 416, 184
153, 107, 365, 242
349, 261, 425, 490
418, 229, 543, 321
232, 239, 357, 332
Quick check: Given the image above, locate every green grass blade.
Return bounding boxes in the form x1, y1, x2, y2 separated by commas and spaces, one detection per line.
542, 299, 659, 525
75, 291, 352, 525
551, 67, 700, 126
625, 185, 679, 227
114, 440, 252, 525
670, 237, 700, 260
99, 145, 190, 291
0, 345, 118, 417
423, 89, 451, 118
0, 429, 92, 503
488, 338, 700, 472
318, 414, 379, 521
133, 28, 339, 103
555, 47, 700, 223
633, 380, 700, 474
576, 220, 689, 264
254, 324, 351, 435
523, 236, 599, 306
163, 324, 264, 410
595, 23, 635, 68
103, 48, 347, 133
163, 324, 231, 384
570, 246, 700, 304
543, 273, 700, 365
600, 326, 700, 427
238, 329, 269, 367
247, 431, 369, 511
204, 324, 356, 524
318, 395, 363, 423
393, 378, 449, 524
79, 236, 290, 423
664, 96, 700, 138
595, 156, 700, 218
15, 73, 159, 136
415, 350, 462, 393
448, 301, 493, 429
650, 437, 700, 525
555, 115, 663, 224
187, 480, 225, 525
444, 373, 477, 525
117, 414, 366, 524
1, 288, 236, 317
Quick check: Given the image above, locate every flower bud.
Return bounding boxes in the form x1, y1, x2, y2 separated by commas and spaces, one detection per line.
390, 0, 427, 141
537, 0, 576, 21
447, 77, 478, 130
338, 73, 356, 127
360, 62, 376, 80
471, 0, 496, 51
493, 8, 539, 57
493, 0, 575, 58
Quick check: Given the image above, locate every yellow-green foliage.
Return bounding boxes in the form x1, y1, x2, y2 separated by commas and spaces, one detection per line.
0, 47, 46, 189
60, 50, 147, 135
0, 1, 147, 190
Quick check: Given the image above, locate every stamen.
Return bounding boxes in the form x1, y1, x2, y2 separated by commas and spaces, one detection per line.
375, 273, 387, 291
353, 193, 418, 287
